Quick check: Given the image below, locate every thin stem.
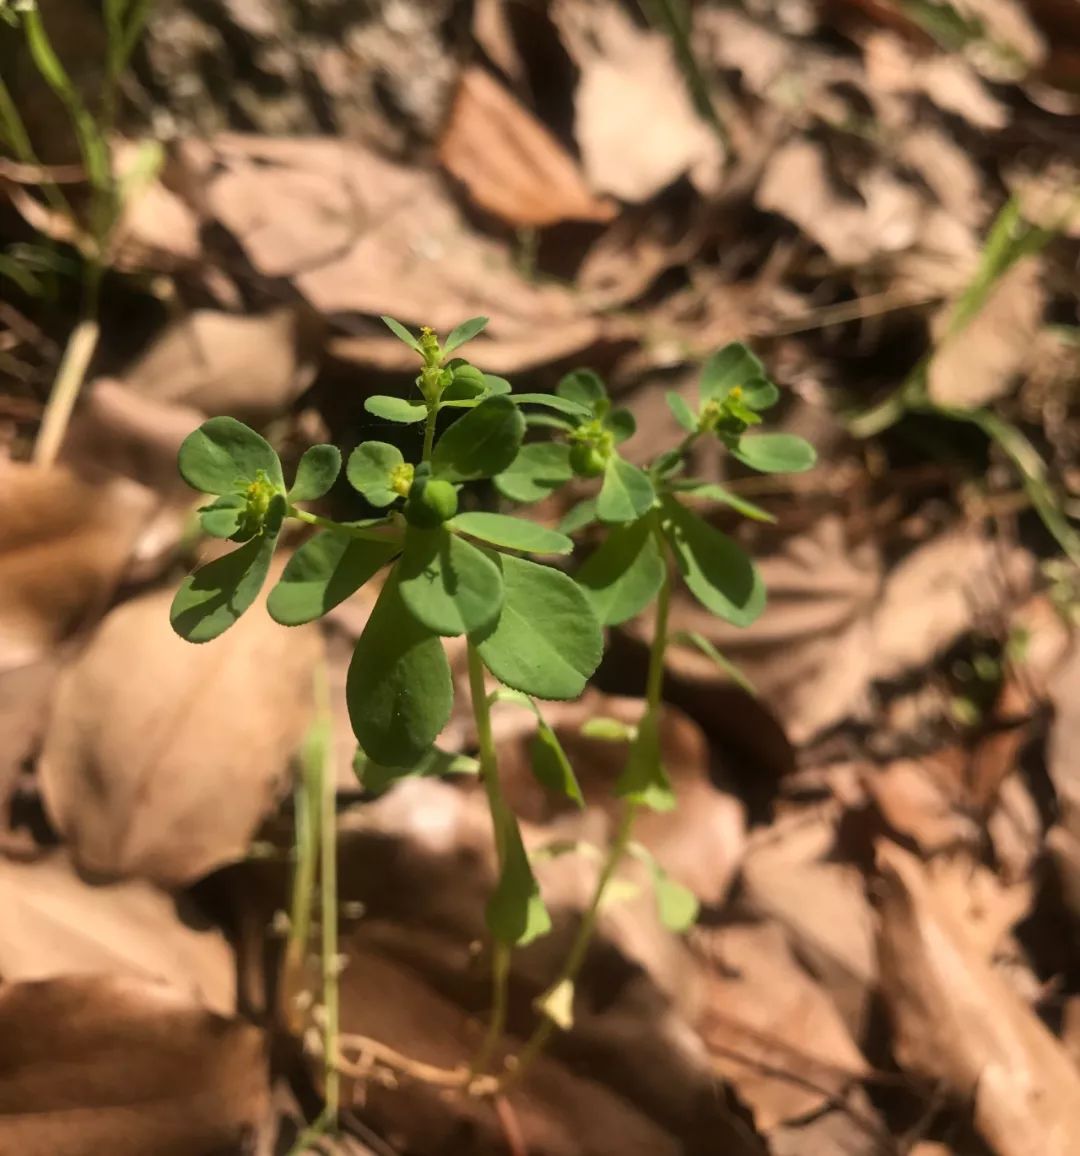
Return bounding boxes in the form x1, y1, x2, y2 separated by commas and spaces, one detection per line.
422, 403, 438, 463
466, 641, 513, 1079
503, 539, 673, 1092
318, 668, 341, 1128
288, 507, 399, 543
283, 730, 321, 1034
31, 311, 99, 467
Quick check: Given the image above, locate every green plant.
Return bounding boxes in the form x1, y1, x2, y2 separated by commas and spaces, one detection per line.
0, 0, 157, 466
171, 317, 814, 1124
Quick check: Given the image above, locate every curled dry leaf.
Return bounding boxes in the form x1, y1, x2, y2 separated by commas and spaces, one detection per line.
696, 921, 869, 1132
0, 975, 269, 1156
927, 256, 1046, 408
40, 585, 321, 886
552, 0, 723, 203
438, 65, 617, 227
0, 852, 235, 1014
0, 462, 155, 672
121, 306, 324, 422
877, 840, 1080, 1156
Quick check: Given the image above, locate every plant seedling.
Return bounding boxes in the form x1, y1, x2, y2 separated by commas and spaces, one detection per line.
171, 316, 814, 1101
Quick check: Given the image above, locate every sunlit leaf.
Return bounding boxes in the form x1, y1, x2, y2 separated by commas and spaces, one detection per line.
442, 316, 489, 356
364, 395, 427, 424
381, 315, 421, 352
486, 811, 551, 946
670, 629, 756, 695
354, 745, 479, 796
347, 441, 405, 507
670, 480, 776, 523
535, 978, 575, 1030
289, 444, 342, 502
667, 391, 697, 433
450, 512, 572, 555
699, 342, 765, 403
346, 574, 453, 767
474, 554, 602, 700
397, 525, 503, 636
628, 844, 698, 931
178, 417, 284, 495
511, 393, 592, 419
615, 713, 675, 811
596, 456, 655, 524
198, 494, 247, 540
731, 433, 816, 474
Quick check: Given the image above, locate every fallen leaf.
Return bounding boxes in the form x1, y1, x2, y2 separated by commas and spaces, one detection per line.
877, 840, 1080, 1156
0, 659, 56, 818
696, 921, 869, 1131
865, 758, 979, 853
0, 852, 235, 1014
39, 584, 322, 886
121, 306, 324, 421
438, 65, 616, 227
552, 0, 723, 203
0, 975, 269, 1156
927, 256, 1046, 407
0, 462, 155, 671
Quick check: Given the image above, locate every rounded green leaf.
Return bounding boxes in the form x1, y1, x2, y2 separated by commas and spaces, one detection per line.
198, 494, 247, 540
450, 512, 572, 556
667, 391, 698, 433
660, 496, 765, 627
364, 395, 427, 423
381, 315, 421, 351
267, 529, 399, 626
494, 442, 574, 504
731, 433, 816, 474
596, 456, 655, 524
398, 525, 504, 636
700, 343, 765, 403
474, 554, 602, 700
606, 408, 636, 444
740, 377, 780, 411
289, 444, 342, 502
556, 369, 607, 411
346, 574, 453, 767
442, 316, 489, 356
576, 517, 665, 626
347, 441, 405, 506
486, 811, 552, 946
178, 416, 284, 495
558, 498, 598, 535
431, 395, 524, 481
483, 374, 512, 395
511, 393, 592, 419
171, 506, 283, 642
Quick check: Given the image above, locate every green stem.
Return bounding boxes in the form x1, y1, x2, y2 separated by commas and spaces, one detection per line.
319, 672, 341, 1129
503, 542, 672, 1092
466, 641, 513, 1079
422, 403, 438, 463
288, 507, 399, 543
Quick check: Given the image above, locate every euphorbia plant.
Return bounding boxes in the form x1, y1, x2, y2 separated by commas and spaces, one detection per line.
171, 317, 814, 1096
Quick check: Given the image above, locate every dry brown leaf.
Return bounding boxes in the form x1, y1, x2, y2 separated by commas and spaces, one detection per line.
0, 853, 235, 1013
121, 306, 324, 421
438, 65, 616, 227
865, 759, 979, 853
1047, 641, 1080, 809
927, 257, 1046, 407
0, 462, 155, 671
0, 975, 269, 1156
552, 0, 723, 202
0, 659, 56, 816
877, 840, 1080, 1156
696, 921, 869, 1131
40, 584, 321, 886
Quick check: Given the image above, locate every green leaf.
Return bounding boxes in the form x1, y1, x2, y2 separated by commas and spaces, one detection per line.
596, 456, 655, 524
198, 494, 247, 539
474, 554, 602, 700
606, 408, 636, 444
346, 574, 454, 767
397, 525, 504, 636
486, 812, 551, 946
558, 498, 598, 535
511, 393, 592, 419
354, 745, 479, 796
576, 517, 665, 626
178, 416, 284, 495
289, 444, 342, 502
364, 395, 427, 424
556, 369, 607, 412
381, 315, 421, 351
628, 844, 698, 931
267, 529, 399, 625
670, 481, 776, 523
170, 501, 284, 642
699, 342, 765, 403
432, 396, 524, 481
442, 316, 489, 356
530, 724, 584, 807
616, 713, 675, 811
660, 496, 765, 626
347, 441, 405, 506
731, 433, 816, 474
670, 630, 756, 696
580, 717, 636, 742
450, 512, 572, 556
494, 442, 574, 504
740, 377, 780, 411
483, 374, 512, 395
667, 391, 697, 433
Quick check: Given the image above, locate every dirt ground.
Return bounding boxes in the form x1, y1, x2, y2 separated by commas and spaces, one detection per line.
1, 0, 1079, 1153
